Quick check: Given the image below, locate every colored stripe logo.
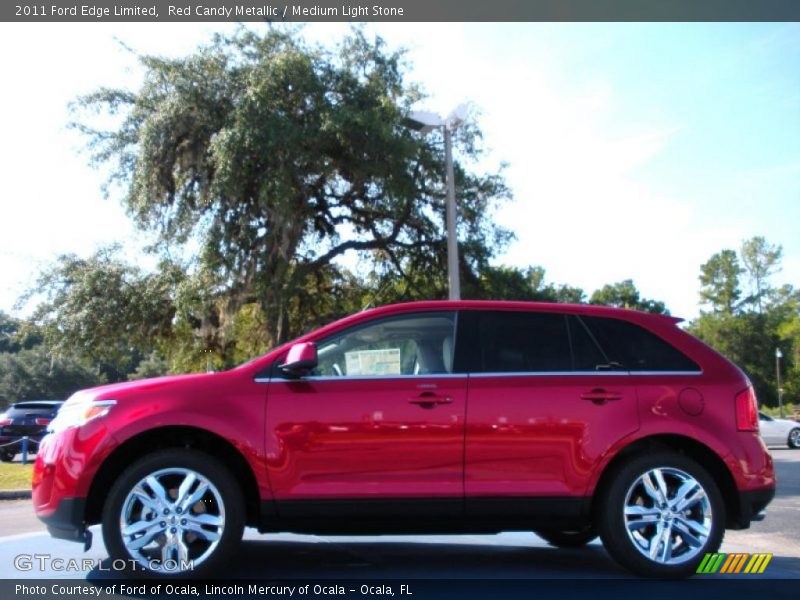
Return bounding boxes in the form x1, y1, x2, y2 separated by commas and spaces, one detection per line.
696, 553, 773, 574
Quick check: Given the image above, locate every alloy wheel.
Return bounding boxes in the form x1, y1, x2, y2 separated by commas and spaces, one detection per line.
623, 467, 712, 565
789, 428, 800, 449
119, 467, 226, 573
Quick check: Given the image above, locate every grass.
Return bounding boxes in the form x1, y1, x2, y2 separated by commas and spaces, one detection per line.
761, 403, 800, 420
0, 462, 33, 491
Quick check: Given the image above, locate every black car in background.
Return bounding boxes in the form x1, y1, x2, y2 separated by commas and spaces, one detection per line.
0, 401, 63, 461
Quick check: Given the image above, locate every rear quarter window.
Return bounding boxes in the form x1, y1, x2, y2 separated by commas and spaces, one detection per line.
580, 316, 700, 372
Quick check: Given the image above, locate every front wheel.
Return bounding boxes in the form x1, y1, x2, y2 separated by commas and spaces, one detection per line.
102, 449, 245, 577
0, 449, 16, 462
598, 451, 725, 578
788, 428, 800, 449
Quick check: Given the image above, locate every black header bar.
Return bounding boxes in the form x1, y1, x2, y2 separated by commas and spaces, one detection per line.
5, 0, 800, 22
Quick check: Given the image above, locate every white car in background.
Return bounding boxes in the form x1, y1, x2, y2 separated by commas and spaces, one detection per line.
759, 411, 800, 449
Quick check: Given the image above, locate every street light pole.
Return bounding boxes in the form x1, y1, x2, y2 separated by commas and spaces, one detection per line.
775, 348, 784, 418
443, 124, 460, 300
403, 105, 468, 301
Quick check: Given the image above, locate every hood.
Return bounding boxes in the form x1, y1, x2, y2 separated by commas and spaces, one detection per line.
65, 372, 218, 405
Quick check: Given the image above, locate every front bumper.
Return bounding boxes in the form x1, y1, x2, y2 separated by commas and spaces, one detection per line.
37, 497, 91, 547
33, 429, 94, 540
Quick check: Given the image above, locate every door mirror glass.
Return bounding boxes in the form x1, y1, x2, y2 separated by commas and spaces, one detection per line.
280, 342, 318, 377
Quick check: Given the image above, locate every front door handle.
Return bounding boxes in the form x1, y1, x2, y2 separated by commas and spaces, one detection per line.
409, 392, 452, 408
580, 389, 622, 404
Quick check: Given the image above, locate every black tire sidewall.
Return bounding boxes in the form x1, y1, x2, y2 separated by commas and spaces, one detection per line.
102, 448, 245, 577
598, 451, 725, 578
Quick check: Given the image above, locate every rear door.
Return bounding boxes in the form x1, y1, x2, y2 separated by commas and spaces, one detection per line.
462, 310, 639, 515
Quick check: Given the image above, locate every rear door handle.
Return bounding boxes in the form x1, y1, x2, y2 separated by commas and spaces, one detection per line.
409, 392, 452, 408
580, 389, 622, 404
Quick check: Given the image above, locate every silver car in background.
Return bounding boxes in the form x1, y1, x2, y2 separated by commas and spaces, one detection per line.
759, 411, 800, 449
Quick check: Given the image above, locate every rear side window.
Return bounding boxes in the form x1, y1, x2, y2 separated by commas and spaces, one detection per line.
580, 316, 700, 372
567, 315, 614, 371
477, 312, 572, 372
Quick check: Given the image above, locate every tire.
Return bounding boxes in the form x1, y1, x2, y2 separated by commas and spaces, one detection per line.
788, 428, 800, 449
102, 449, 245, 577
598, 451, 725, 578
0, 449, 15, 462
536, 527, 598, 548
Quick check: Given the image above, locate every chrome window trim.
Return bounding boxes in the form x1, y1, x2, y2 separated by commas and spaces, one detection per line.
628, 370, 703, 376
255, 373, 468, 383
255, 369, 702, 383
470, 370, 703, 378
469, 371, 625, 378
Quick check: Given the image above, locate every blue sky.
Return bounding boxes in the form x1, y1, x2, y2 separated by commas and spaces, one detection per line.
0, 22, 797, 320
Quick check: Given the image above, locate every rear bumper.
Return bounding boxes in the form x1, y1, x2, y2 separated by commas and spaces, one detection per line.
730, 486, 776, 529
37, 497, 91, 545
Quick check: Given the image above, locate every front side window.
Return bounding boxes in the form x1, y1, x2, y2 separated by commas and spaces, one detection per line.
313, 312, 457, 377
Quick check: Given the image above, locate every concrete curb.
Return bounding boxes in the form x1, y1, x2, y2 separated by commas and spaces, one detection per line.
0, 490, 31, 500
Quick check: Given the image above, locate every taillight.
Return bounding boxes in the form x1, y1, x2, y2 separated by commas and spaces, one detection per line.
35, 418, 51, 426
0, 418, 10, 426
735, 387, 759, 431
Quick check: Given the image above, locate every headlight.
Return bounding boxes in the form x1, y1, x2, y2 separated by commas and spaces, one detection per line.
47, 399, 116, 434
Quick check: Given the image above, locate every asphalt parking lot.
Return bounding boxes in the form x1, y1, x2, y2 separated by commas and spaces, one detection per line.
0, 449, 797, 580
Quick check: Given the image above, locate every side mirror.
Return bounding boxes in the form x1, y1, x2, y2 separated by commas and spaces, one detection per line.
279, 342, 318, 378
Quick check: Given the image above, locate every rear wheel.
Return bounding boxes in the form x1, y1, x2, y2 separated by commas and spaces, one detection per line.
598, 451, 724, 578
0, 449, 15, 462
536, 527, 598, 548
102, 449, 244, 576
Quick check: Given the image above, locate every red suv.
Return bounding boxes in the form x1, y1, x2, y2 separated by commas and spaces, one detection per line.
33, 301, 775, 578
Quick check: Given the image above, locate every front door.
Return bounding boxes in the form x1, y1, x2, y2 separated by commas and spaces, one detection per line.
265, 311, 466, 516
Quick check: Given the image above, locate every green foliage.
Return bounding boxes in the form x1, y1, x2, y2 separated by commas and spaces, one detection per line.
72, 27, 510, 350
0, 346, 104, 410
22, 246, 182, 381
740, 236, 782, 314
0, 312, 42, 354
128, 351, 170, 381
589, 280, 669, 315
0, 312, 20, 354
760, 402, 799, 420
468, 265, 588, 304
689, 236, 799, 408
699, 249, 742, 314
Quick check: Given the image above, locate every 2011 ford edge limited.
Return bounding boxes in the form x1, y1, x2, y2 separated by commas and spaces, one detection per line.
32, 301, 775, 578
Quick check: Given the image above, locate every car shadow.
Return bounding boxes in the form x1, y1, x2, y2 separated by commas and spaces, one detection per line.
86, 536, 800, 581
230, 538, 627, 578
86, 537, 627, 580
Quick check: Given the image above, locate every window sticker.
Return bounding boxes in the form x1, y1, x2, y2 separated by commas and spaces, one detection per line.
345, 348, 402, 376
